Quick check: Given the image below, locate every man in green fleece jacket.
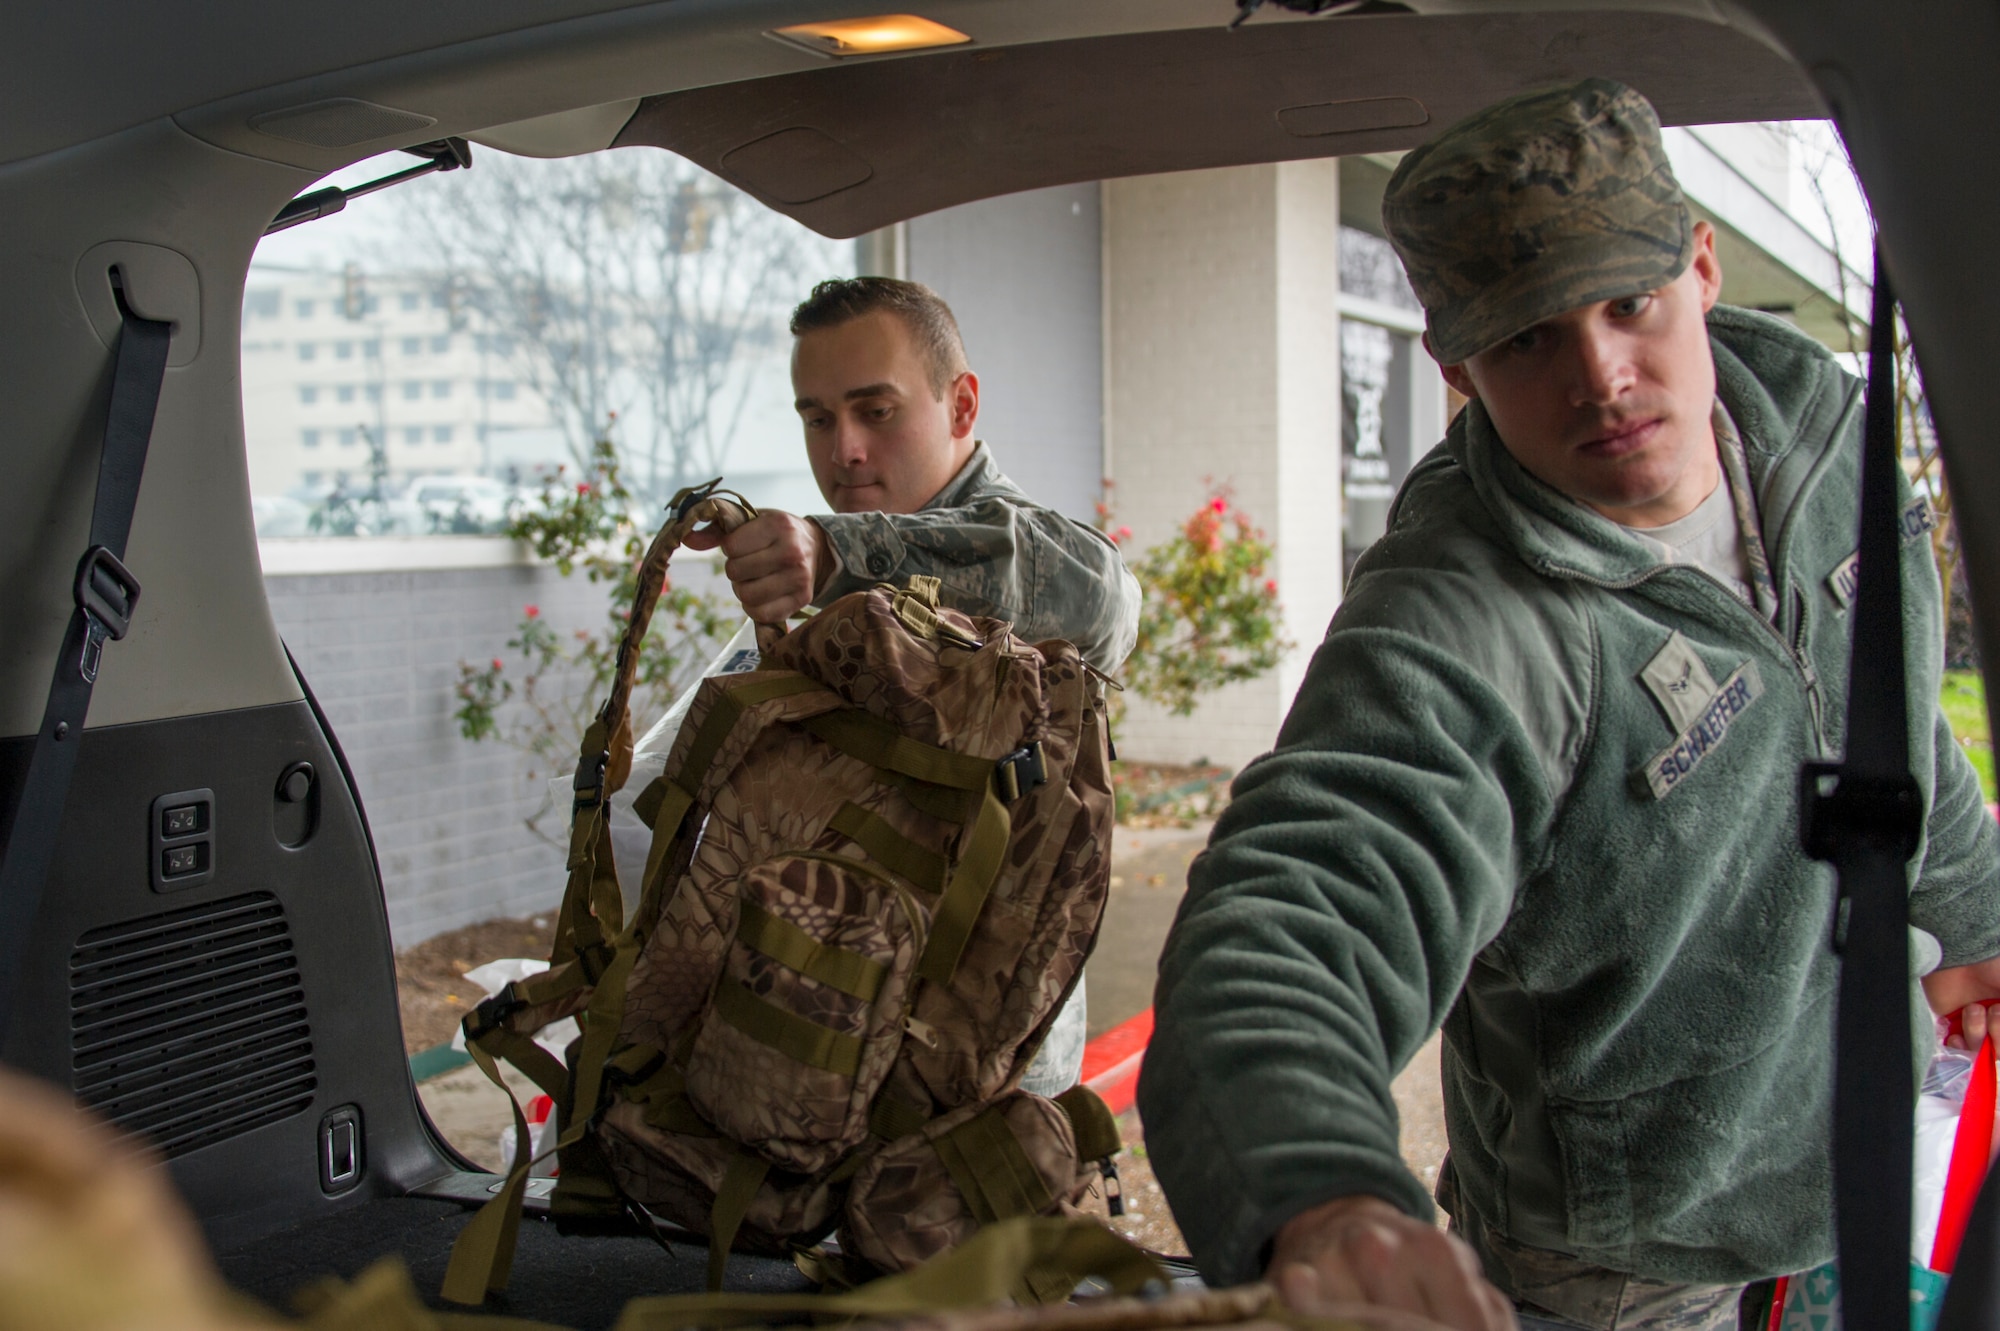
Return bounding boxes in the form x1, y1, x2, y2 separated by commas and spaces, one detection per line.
1138, 80, 2000, 1331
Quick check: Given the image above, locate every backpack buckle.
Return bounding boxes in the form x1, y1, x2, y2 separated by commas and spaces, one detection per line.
73, 545, 141, 683
667, 477, 723, 522
465, 981, 525, 1042
573, 749, 609, 815
994, 742, 1047, 802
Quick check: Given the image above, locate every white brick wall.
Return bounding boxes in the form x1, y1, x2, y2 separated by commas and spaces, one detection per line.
265, 554, 730, 947
1104, 162, 1343, 770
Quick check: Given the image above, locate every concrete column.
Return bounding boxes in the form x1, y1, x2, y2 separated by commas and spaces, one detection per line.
1104, 160, 1343, 769
905, 184, 1104, 522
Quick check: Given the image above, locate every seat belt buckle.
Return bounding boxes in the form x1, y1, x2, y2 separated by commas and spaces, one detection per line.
995, 742, 1047, 802
72, 545, 141, 683
1799, 759, 1923, 864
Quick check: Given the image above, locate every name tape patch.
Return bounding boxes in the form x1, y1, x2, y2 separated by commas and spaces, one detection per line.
1826, 496, 1938, 610
1640, 660, 1764, 800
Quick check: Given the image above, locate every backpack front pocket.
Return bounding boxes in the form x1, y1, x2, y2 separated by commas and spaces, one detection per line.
683, 854, 917, 1174
841, 1089, 1100, 1272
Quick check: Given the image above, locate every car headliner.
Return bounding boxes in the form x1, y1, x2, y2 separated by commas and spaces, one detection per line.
5, 0, 2000, 739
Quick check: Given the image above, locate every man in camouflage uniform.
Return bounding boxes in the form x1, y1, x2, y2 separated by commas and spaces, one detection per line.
1139, 80, 2000, 1331
688, 276, 1140, 1091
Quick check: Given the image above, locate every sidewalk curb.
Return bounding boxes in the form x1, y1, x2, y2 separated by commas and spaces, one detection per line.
1081, 1008, 1154, 1115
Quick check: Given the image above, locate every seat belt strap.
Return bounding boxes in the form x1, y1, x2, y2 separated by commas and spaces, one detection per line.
0, 306, 171, 1039
1800, 247, 1921, 1331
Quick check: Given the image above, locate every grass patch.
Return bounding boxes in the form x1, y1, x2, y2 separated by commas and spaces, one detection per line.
1941, 670, 1995, 803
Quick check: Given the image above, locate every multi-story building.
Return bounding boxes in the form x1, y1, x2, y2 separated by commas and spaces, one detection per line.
240, 262, 562, 501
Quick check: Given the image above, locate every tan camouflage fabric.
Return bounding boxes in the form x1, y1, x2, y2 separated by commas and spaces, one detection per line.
458, 486, 1120, 1290
814, 442, 1141, 675
1381, 78, 1693, 364
844, 1091, 1098, 1271
829, 1281, 1459, 1331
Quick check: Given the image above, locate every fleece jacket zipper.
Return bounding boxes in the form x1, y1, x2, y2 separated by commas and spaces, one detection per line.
1532, 559, 1829, 755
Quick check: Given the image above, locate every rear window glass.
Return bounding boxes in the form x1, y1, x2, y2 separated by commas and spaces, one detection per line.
244, 147, 852, 538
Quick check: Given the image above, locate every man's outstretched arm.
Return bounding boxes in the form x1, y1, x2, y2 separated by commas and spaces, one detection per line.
814, 495, 1141, 671
1138, 617, 1551, 1325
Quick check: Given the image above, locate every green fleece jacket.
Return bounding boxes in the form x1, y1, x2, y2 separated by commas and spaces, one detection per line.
1138, 306, 2000, 1287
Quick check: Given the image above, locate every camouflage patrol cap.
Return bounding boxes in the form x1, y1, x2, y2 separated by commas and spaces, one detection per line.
1382, 78, 1693, 365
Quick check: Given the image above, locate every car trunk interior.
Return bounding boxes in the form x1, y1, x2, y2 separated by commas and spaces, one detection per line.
5, 1, 2000, 1324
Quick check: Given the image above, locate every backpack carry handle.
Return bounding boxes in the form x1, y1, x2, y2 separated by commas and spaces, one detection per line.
596, 482, 779, 800
671, 491, 787, 659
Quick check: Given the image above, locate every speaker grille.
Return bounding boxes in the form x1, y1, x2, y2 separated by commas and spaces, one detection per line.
250, 98, 437, 148
70, 893, 316, 1160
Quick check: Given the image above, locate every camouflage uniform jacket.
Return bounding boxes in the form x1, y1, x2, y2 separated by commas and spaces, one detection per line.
1138, 307, 2000, 1288
811, 442, 1140, 673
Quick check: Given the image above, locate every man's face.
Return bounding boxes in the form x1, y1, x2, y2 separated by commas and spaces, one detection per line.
791, 309, 978, 516
1438, 223, 1725, 528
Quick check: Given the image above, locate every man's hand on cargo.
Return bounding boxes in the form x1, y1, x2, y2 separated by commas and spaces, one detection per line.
1925, 953, 2000, 1050
685, 509, 833, 625
1270, 1194, 1517, 1331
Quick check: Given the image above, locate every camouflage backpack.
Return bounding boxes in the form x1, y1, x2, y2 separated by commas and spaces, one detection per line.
444, 484, 1121, 1306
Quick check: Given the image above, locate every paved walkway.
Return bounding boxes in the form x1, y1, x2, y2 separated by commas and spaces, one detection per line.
1079, 822, 1447, 1199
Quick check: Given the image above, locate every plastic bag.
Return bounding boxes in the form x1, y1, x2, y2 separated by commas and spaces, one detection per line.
1771, 1037, 1997, 1331
448, 958, 579, 1061
497, 1093, 560, 1178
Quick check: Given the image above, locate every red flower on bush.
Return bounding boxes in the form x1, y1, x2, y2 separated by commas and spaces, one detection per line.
1117, 488, 1291, 717
524, 604, 539, 618
490, 658, 504, 671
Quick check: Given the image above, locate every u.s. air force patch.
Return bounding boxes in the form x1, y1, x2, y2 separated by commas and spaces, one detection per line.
1639, 660, 1765, 799
1825, 495, 1937, 610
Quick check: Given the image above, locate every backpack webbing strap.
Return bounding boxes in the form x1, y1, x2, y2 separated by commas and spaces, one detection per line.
473, 1024, 568, 1102
629, 673, 833, 914
706, 1148, 772, 1291
666, 673, 829, 807
883, 769, 981, 823
643, 1090, 721, 1137
561, 942, 642, 1146
712, 976, 864, 1076
0, 307, 170, 1037
931, 1105, 1056, 1226
443, 936, 642, 1305
802, 710, 995, 791
439, 1040, 540, 1306
868, 1088, 932, 1141
738, 898, 890, 1000
828, 802, 951, 894
553, 718, 621, 967
917, 788, 1012, 986
1800, 248, 1923, 1331
618, 1215, 1166, 1328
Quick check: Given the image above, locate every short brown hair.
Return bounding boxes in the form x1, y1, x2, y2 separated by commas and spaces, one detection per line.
789, 277, 968, 396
